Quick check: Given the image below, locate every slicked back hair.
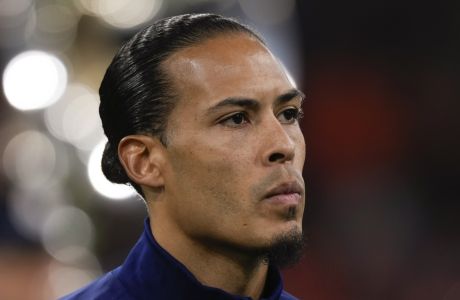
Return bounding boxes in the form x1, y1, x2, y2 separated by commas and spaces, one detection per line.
99, 13, 264, 197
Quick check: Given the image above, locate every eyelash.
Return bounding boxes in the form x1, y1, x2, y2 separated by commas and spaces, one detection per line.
279, 107, 304, 124
219, 112, 249, 128
218, 107, 303, 128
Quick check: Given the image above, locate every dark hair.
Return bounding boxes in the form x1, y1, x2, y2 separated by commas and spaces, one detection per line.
99, 13, 263, 197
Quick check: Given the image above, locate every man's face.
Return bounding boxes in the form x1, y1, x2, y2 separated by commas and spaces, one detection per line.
160, 33, 306, 252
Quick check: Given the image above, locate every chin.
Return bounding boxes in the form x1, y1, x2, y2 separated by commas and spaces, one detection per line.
248, 215, 304, 268
271, 215, 302, 235
263, 224, 305, 269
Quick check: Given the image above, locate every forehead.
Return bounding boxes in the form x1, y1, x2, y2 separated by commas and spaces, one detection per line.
162, 33, 292, 109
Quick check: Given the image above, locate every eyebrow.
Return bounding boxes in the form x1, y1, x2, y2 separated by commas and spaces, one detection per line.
275, 88, 305, 106
206, 88, 305, 115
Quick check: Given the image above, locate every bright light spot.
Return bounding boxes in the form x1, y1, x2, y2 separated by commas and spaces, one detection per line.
62, 92, 103, 151
239, 0, 296, 25
45, 84, 92, 140
3, 130, 56, 189
88, 140, 136, 200
99, 0, 163, 29
41, 206, 95, 259
77, 0, 163, 29
44, 83, 104, 154
2, 50, 67, 111
62, 91, 103, 152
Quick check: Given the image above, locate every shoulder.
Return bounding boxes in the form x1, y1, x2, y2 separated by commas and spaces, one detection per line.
59, 268, 130, 300
280, 290, 299, 300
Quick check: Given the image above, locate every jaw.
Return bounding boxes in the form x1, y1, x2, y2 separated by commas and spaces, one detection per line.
232, 216, 303, 253
251, 202, 304, 245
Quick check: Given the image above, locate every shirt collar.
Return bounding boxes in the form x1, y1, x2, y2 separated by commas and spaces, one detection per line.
116, 218, 284, 300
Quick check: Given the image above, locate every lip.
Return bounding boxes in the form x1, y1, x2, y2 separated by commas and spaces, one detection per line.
263, 181, 303, 206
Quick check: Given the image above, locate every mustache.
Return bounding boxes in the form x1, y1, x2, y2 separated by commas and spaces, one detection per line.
250, 167, 305, 201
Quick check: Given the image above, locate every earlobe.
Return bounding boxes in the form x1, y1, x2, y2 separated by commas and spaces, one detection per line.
118, 135, 166, 189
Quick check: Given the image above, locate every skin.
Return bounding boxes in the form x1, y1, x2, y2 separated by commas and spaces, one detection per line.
118, 33, 306, 299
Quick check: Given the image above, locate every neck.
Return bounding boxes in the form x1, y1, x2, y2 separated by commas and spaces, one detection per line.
148, 209, 269, 299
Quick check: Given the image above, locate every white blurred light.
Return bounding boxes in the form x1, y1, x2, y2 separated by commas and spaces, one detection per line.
52, 246, 101, 268
3, 130, 56, 189
88, 140, 136, 200
2, 50, 67, 111
62, 92, 103, 151
239, 0, 296, 25
44, 83, 104, 157
61, 91, 103, 152
45, 84, 93, 140
78, 0, 163, 29
41, 206, 95, 258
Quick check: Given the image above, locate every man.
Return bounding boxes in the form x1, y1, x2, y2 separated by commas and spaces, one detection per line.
62, 13, 306, 300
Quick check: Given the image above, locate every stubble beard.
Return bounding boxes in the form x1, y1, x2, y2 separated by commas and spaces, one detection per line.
248, 171, 306, 268
260, 224, 305, 269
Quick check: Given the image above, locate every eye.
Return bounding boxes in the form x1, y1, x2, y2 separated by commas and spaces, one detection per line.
219, 112, 249, 127
278, 107, 303, 124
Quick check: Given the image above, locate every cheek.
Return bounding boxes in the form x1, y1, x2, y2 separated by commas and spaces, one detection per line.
170, 127, 255, 178
167, 138, 253, 216
165, 141, 259, 240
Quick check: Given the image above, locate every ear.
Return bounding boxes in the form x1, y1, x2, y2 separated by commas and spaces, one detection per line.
117, 135, 166, 189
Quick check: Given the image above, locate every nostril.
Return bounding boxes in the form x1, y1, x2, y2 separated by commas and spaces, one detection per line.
269, 152, 285, 162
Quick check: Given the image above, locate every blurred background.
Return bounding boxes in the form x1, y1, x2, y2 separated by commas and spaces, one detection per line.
1, 0, 460, 299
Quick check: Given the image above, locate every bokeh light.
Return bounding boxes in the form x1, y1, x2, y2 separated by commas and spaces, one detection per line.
0, 0, 36, 48
62, 90, 103, 151
32, 4, 80, 50
51, 246, 101, 269
87, 140, 137, 200
2, 50, 68, 111
47, 262, 100, 298
7, 185, 70, 241
41, 206, 95, 260
77, 0, 163, 29
2, 130, 57, 189
44, 83, 104, 152
36, 4, 79, 34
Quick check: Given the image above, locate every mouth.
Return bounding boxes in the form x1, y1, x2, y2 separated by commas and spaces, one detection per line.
263, 181, 303, 206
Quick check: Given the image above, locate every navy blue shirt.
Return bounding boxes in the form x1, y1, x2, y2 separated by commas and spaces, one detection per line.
61, 219, 297, 300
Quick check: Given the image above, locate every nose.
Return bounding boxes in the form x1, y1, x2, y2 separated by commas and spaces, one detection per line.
261, 118, 296, 166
